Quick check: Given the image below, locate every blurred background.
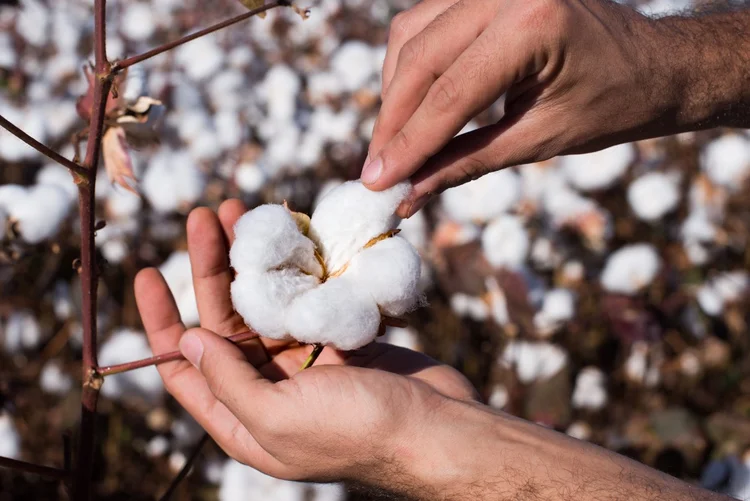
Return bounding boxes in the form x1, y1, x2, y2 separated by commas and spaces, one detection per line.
1, 0, 750, 499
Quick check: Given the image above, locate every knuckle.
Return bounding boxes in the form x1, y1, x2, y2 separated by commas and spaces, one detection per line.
428, 74, 462, 113
398, 35, 426, 69
521, 0, 568, 32
389, 11, 413, 42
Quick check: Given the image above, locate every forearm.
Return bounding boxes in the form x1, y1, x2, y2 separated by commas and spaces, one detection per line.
390, 398, 729, 501
651, 3, 750, 131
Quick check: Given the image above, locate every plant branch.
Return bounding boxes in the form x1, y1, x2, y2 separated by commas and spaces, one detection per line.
0, 456, 69, 480
0, 114, 88, 178
111, 1, 292, 73
158, 434, 210, 501
300, 344, 324, 370
98, 331, 261, 376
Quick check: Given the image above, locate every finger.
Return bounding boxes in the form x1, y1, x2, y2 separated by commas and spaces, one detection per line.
371, 0, 498, 158
364, 17, 541, 192
180, 328, 283, 429
135, 268, 184, 355
382, 0, 460, 97
217, 199, 247, 246
187, 207, 249, 336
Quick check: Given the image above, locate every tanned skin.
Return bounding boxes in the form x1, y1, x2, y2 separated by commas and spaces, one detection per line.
136, 1, 748, 499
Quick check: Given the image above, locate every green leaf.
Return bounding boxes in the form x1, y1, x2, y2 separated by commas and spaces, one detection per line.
239, 0, 267, 18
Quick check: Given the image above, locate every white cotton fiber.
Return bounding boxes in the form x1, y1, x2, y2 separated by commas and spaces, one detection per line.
450, 293, 489, 321
702, 134, 750, 190
36, 164, 78, 204
0, 413, 20, 459
572, 367, 608, 410
309, 181, 410, 275
3, 310, 43, 353
500, 341, 568, 384
142, 150, 205, 214
230, 205, 323, 276
8, 184, 72, 243
342, 236, 422, 316
40, 360, 73, 395
600, 244, 661, 295
534, 288, 575, 337
381, 326, 421, 352
441, 169, 521, 223
159, 251, 200, 327
561, 144, 635, 192
697, 271, 749, 316
481, 215, 529, 269
627, 172, 680, 221
99, 329, 164, 403
330, 41, 377, 91
121, 2, 156, 42
284, 278, 381, 350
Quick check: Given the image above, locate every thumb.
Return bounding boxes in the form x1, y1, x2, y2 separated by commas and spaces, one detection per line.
179, 328, 277, 424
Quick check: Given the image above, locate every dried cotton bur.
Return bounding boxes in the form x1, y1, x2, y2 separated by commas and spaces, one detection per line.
230, 181, 423, 367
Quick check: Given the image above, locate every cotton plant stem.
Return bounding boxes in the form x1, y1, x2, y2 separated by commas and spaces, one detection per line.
157, 433, 210, 501
0, 456, 69, 480
300, 344, 325, 370
110, 1, 292, 73
0, 114, 88, 178
98, 331, 261, 376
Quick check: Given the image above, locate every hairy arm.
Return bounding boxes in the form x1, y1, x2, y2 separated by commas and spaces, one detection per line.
381, 398, 730, 501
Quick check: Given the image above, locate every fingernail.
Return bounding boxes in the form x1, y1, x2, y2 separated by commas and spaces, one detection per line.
361, 157, 383, 185
180, 332, 204, 369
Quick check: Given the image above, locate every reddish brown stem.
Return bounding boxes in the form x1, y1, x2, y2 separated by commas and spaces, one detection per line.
158, 434, 210, 501
0, 114, 88, 178
111, 1, 291, 73
98, 331, 261, 377
72, 1, 110, 500
0, 456, 69, 480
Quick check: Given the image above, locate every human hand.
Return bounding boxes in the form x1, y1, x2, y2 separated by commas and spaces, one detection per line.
362, 0, 687, 217
134, 200, 478, 484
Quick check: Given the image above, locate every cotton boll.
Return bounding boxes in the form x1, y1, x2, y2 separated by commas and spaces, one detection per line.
566, 421, 592, 441
481, 215, 529, 270
159, 251, 200, 327
561, 144, 635, 191
235, 163, 267, 194
600, 244, 661, 295
146, 436, 170, 457
142, 150, 205, 214
627, 172, 680, 221
105, 186, 142, 220
307, 71, 344, 103
500, 341, 568, 384
534, 288, 575, 337
310, 483, 346, 501
342, 236, 422, 316
381, 327, 421, 352
17, 0, 50, 47
232, 269, 320, 340
259, 65, 301, 121
441, 169, 521, 223
40, 360, 73, 395
3, 310, 43, 353
220, 460, 307, 501
175, 36, 225, 81
572, 367, 608, 410
450, 293, 489, 321
702, 134, 750, 190
230, 205, 322, 276
697, 271, 749, 316
122, 2, 156, 42
330, 41, 376, 91
285, 278, 381, 350
398, 210, 428, 251
0, 414, 20, 459
309, 181, 410, 274
99, 329, 164, 403
681, 209, 718, 265
487, 383, 508, 409
313, 179, 344, 210
0, 33, 16, 69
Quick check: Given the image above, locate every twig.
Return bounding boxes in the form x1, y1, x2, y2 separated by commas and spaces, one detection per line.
300, 344, 324, 370
0, 456, 69, 480
111, 1, 292, 73
0, 114, 88, 178
98, 331, 261, 376
158, 434, 210, 501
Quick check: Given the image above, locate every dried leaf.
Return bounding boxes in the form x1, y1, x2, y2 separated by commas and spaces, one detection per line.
102, 127, 138, 194
116, 97, 165, 148
239, 0, 267, 18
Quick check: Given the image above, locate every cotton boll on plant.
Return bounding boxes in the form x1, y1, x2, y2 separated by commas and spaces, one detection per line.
381, 326, 422, 352
175, 35, 225, 81
696, 271, 749, 317
500, 341, 568, 384
330, 41, 377, 91
481, 215, 529, 270
441, 169, 521, 224
99, 329, 164, 403
534, 288, 575, 337
702, 134, 750, 190
159, 251, 200, 327
561, 144, 635, 192
2, 310, 43, 354
600, 244, 661, 295
40, 360, 73, 396
627, 172, 681, 221
142, 150, 206, 214
0, 413, 20, 459
6, 184, 72, 244
572, 367, 608, 411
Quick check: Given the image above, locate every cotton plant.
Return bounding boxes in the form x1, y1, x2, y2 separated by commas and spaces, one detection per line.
571, 367, 608, 411
600, 244, 661, 295
230, 180, 423, 353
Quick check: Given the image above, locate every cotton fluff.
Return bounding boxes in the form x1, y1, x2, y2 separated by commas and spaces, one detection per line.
481, 215, 529, 269
561, 144, 635, 191
627, 172, 680, 221
121, 2, 156, 42
702, 134, 750, 190
572, 367, 608, 410
159, 251, 200, 327
142, 150, 205, 214
230, 182, 421, 350
696, 271, 749, 316
0, 414, 20, 459
235, 163, 267, 194
330, 41, 377, 91
99, 329, 164, 403
381, 326, 421, 352
534, 288, 575, 337
450, 293, 489, 321
6, 184, 72, 243
175, 36, 225, 81
441, 169, 521, 223
2, 310, 43, 353
40, 360, 73, 395
500, 341, 568, 384
600, 244, 660, 295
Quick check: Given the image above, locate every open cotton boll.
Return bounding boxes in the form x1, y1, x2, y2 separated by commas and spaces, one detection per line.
561, 144, 635, 191
572, 367, 608, 410
309, 181, 410, 274
0, 184, 29, 212
159, 251, 200, 327
175, 35, 224, 81
481, 215, 529, 270
330, 41, 377, 91
3, 310, 43, 354
234, 163, 267, 195
284, 278, 381, 350
627, 172, 681, 221
450, 293, 490, 321
8, 184, 72, 243
487, 383, 509, 409
99, 329, 164, 403
534, 288, 575, 337
0, 414, 20, 459
500, 341, 568, 384
313, 179, 344, 210
696, 271, 749, 317
17, 0, 49, 47
600, 244, 660, 295
40, 360, 73, 396
121, 2, 156, 42
441, 169, 521, 223
702, 134, 750, 190
259, 65, 300, 121
341, 236, 422, 316
381, 326, 422, 352
681, 209, 718, 265
36, 164, 78, 204
142, 150, 205, 214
